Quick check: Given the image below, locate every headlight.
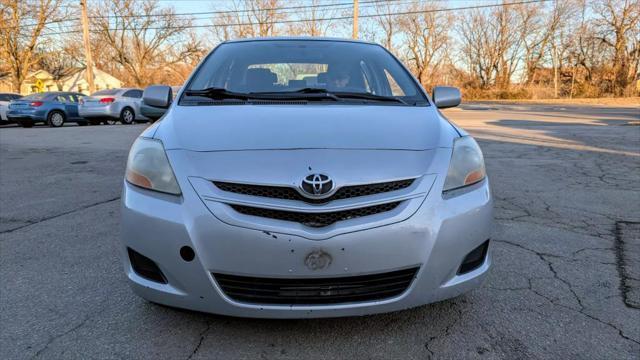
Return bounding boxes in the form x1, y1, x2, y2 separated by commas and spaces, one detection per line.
125, 137, 181, 195
443, 136, 486, 193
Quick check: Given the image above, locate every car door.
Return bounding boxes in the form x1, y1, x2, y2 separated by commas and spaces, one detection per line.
122, 89, 146, 119
71, 94, 85, 120
63, 94, 80, 119
53, 95, 71, 117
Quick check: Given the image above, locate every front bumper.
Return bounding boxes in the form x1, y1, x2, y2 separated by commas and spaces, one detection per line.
121, 173, 493, 318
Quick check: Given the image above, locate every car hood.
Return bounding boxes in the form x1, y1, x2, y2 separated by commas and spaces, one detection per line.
155, 104, 458, 151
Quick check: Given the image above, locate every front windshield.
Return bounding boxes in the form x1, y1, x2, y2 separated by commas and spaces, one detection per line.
184, 40, 427, 105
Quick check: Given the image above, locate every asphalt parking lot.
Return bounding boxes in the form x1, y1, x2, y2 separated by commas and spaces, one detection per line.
1, 103, 639, 359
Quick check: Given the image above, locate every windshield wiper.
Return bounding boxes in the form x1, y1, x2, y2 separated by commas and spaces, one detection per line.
185, 87, 407, 105
183, 87, 338, 102
183, 87, 251, 100
331, 91, 408, 105
267, 88, 408, 105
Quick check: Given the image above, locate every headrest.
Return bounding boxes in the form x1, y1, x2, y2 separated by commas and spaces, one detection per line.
317, 72, 328, 83
246, 68, 277, 91
288, 79, 306, 88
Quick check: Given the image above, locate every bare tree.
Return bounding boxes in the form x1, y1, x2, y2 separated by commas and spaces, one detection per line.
458, 4, 527, 90
0, 0, 65, 91
210, 0, 287, 42
159, 32, 207, 85
592, 0, 640, 95
287, 0, 340, 37
520, 1, 574, 85
398, 2, 452, 89
374, 0, 404, 51
91, 0, 197, 87
37, 48, 80, 90
458, 10, 500, 89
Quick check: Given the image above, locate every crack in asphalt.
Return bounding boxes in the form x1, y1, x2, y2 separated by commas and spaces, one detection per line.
29, 302, 109, 359
424, 336, 437, 358
494, 239, 640, 346
30, 316, 92, 359
494, 196, 620, 241
186, 320, 212, 360
423, 301, 464, 358
0, 196, 120, 235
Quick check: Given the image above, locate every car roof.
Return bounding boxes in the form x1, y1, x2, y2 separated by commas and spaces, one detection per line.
222, 36, 379, 46
93, 88, 141, 92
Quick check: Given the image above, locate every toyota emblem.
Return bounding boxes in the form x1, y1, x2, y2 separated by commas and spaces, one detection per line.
300, 173, 334, 197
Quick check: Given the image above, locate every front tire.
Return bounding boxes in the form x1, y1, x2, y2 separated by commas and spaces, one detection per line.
120, 108, 135, 125
48, 111, 65, 127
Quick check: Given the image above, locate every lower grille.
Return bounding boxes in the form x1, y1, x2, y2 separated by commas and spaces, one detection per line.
230, 201, 401, 227
213, 267, 419, 305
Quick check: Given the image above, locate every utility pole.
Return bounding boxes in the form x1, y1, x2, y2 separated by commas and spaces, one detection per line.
80, 0, 95, 94
352, 0, 358, 39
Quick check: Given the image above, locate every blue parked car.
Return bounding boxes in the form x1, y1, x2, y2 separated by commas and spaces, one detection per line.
7, 92, 87, 127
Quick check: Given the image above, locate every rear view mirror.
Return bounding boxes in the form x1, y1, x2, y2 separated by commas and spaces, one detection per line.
432, 86, 461, 109
143, 85, 172, 108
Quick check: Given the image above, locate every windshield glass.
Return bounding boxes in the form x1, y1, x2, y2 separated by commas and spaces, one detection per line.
183, 40, 427, 105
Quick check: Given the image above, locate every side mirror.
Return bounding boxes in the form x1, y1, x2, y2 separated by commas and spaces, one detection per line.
143, 85, 172, 108
432, 86, 461, 109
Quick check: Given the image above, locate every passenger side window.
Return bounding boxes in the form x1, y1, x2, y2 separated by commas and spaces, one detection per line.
56, 95, 68, 103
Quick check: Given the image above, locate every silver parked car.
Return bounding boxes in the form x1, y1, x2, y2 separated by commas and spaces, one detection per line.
121, 38, 492, 318
79, 88, 149, 124
0, 93, 22, 124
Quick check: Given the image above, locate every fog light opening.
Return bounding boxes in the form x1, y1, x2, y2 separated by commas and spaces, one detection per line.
180, 246, 195, 262
458, 240, 490, 275
127, 248, 167, 284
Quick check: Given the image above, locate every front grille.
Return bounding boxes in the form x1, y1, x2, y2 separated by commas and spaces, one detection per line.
213, 179, 414, 204
230, 201, 401, 227
213, 267, 419, 305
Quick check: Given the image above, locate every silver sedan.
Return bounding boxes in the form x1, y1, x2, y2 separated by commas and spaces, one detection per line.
121, 38, 493, 318
79, 88, 149, 124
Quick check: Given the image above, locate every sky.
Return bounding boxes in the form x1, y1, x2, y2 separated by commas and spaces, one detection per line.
148, 0, 500, 40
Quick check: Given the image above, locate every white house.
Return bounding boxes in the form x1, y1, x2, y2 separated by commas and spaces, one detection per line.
19, 67, 123, 95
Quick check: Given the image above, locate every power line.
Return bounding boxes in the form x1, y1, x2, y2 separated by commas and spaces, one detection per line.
33, 0, 550, 37
90, 0, 386, 18
5, 0, 394, 29
10, 0, 420, 34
